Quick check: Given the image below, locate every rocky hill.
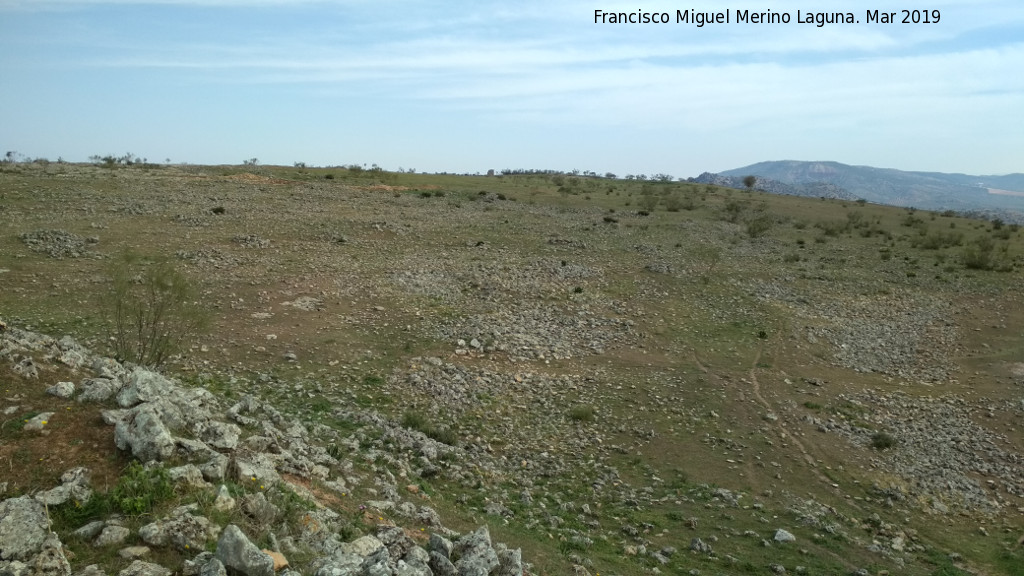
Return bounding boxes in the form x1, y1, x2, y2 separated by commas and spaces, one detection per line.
708, 160, 1024, 221
0, 321, 528, 576
1, 162, 1023, 576
688, 172, 857, 201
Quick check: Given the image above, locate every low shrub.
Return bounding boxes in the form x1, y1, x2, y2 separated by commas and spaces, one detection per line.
870, 431, 897, 450
568, 405, 595, 422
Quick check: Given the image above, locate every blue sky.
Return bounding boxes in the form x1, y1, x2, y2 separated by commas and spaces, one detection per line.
1, 0, 1021, 176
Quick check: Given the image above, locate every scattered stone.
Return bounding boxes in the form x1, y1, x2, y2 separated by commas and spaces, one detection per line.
23, 412, 54, 432
168, 465, 209, 489
341, 535, 384, 558
689, 538, 712, 555
73, 521, 107, 541
774, 529, 796, 543
117, 560, 171, 576
74, 565, 107, 576
118, 547, 151, 560
199, 558, 227, 576
46, 382, 75, 398
35, 467, 92, 507
94, 526, 132, 548
214, 485, 237, 512
20, 229, 96, 259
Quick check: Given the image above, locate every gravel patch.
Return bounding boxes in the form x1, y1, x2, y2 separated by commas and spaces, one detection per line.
20, 229, 98, 259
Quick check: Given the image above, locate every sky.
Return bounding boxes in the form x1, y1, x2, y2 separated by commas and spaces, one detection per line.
0, 0, 1022, 177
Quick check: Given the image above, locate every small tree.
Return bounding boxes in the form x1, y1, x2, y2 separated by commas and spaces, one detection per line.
742, 175, 757, 191
101, 251, 207, 368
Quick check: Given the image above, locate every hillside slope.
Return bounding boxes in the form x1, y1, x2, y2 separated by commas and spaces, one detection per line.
1, 162, 1023, 576
718, 160, 1024, 219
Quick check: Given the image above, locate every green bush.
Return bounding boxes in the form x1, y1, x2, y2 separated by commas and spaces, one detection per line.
568, 405, 595, 422
962, 237, 1011, 271
913, 231, 963, 250
402, 411, 458, 445
870, 431, 897, 450
111, 462, 175, 516
746, 215, 774, 238
101, 250, 208, 367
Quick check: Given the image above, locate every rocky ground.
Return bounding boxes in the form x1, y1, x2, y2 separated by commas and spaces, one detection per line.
1, 324, 527, 576
2, 163, 1023, 575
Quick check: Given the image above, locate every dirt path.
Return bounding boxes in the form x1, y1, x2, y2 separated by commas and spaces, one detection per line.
691, 347, 832, 485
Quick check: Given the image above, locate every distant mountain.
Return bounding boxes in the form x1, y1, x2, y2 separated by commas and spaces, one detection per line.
689, 171, 859, 201
695, 160, 1024, 221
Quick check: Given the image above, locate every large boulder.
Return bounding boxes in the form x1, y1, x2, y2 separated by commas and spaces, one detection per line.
214, 525, 274, 576
452, 527, 499, 576
117, 369, 174, 408
0, 497, 50, 561
114, 404, 176, 462
78, 378, 120, 403
139, 506, 221, 552
494, 544, 523, 576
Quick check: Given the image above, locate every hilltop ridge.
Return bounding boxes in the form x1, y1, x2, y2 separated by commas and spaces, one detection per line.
698, 160, 1024, 221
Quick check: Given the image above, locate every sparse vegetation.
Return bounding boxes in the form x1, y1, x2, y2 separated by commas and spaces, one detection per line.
568, 404, 595, 422
1, 161, 1023, 576
101, 251, 208, 367
871, 431, 897, 450
110, 462, 175, 516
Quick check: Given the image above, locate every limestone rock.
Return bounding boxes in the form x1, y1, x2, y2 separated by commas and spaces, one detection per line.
117, 369, 173, 408
428, 533, 453, 558
175, 553, 211, 576
46, 381, 75, 398
118, 547, 151, 560
138, 506, 221, 552
494, 544, 523, 576
35, 468, 92, 507
114, 404, 176, 462
215, 525, 274, 576
213, 485, 237, 512
0, 497, 50, 561
312, 553, 362, 576
94, 526, 131, 547
199, 558, 226, 576
32, 533, 71, 576
774, 529, 796, 543
168, 465, 210, 489
452, 526, 499, 576
340, 536, 384, 558
196, 421, 241, 451
72, 565, 107, 576
23, 412, 54, 432
78, 378, 119, 403
117, 561, 171, 576
229, 455, 281, 485
72, 521, 106, 541
690, 538, 713, 554
428, 551, 457, 576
